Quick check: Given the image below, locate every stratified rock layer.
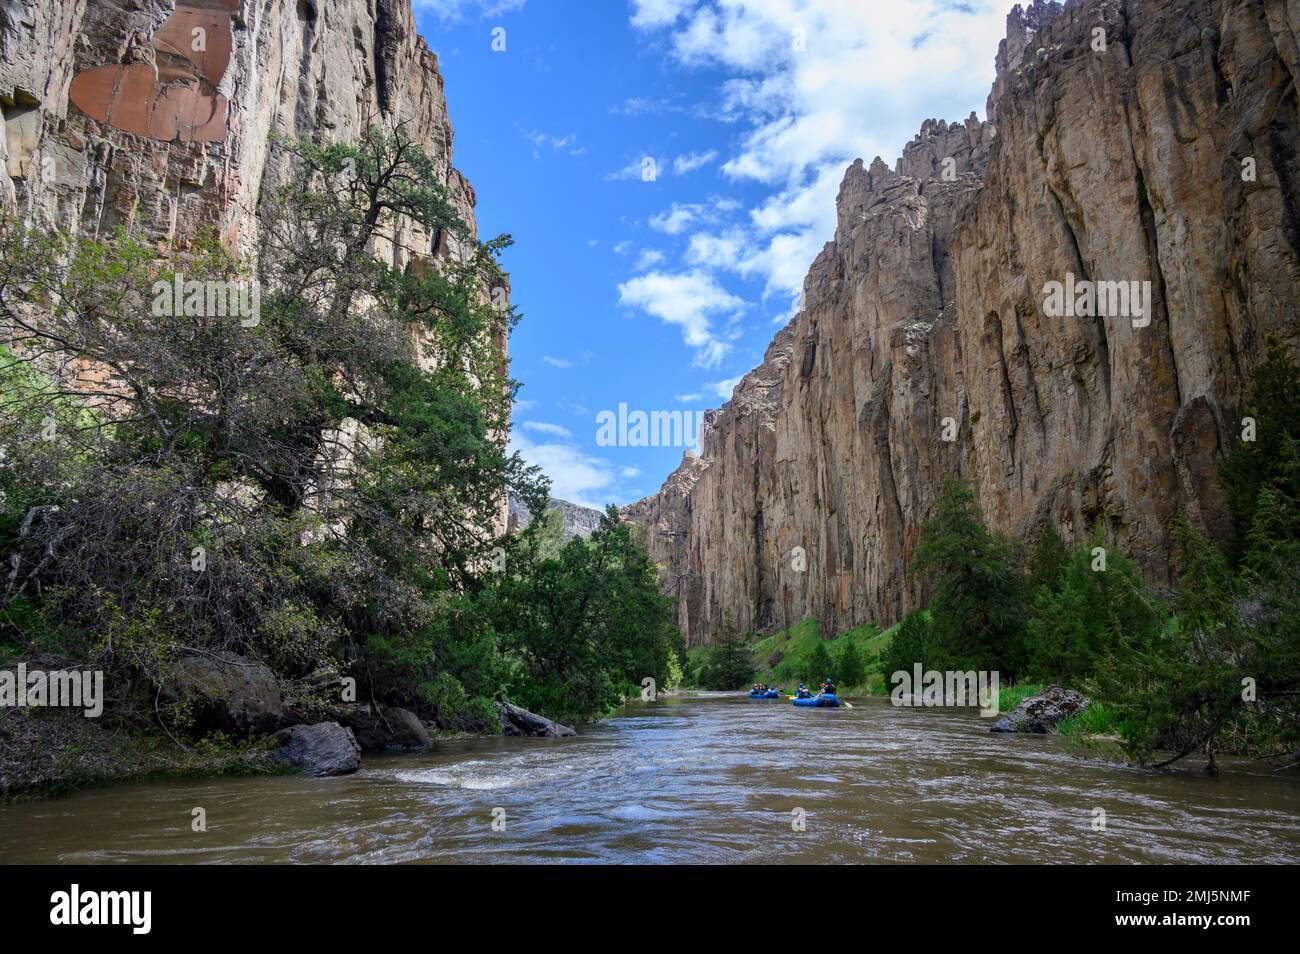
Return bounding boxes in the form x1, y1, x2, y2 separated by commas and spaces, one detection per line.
625, 0, 1300, 647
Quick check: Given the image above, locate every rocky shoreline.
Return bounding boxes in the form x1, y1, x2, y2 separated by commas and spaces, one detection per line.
0, 652, 576, 798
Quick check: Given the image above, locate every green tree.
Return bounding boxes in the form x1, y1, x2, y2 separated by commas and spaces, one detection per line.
835, 640, 867, 688
1219, 341, 1300, 563
801, 641, 836, 686
485, 507, 683, 721
911, 480, 1029, 677
699, 631, 756, 691
1028, 522, 1069, 595
877, 610, 936, 685
0, 128, 548, 728
1026, 529, 1164, 686
1096, 354, 1300, 771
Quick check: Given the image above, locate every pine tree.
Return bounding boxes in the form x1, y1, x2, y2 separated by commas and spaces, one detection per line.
836, 641, 867, 688
911, 480, 1029, 677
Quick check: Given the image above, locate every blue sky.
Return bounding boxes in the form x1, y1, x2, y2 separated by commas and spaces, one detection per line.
412, 0, 1022, 509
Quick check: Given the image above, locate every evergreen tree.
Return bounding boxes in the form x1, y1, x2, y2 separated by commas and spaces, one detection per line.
1026, 529, 1164, 686
911, 480, 1029, 677
1028, 522, 1069, 595
1219, 341, 1300, 563
1096, 353, 1300, 771
699, 631, 756, 690
836, 641, 868, 689
877, 610, 936, 684
802, 641, 836, 687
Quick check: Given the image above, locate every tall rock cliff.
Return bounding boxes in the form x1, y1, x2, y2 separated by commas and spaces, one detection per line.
625, 0, 1300, 648
1, 0, 509, 530
1, 0, 479, 267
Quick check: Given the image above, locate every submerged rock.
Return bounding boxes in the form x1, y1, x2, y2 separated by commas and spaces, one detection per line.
497, 702, 576, 738
269, 722, 360, 777
990, 685, 1090, 734
163, 651, 283, 733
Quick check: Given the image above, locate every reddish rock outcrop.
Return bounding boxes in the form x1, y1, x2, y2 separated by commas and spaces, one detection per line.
1, 0, 478, 266
626, 0, 1300, 647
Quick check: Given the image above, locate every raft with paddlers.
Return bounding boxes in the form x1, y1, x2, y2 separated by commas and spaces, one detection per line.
791, 693, 841, 708
748, 684, 780, 698
788, 679, 850, 708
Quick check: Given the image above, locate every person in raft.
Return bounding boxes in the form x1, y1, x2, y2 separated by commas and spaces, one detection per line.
822, 678, 837, 696
795, 684, 812, 699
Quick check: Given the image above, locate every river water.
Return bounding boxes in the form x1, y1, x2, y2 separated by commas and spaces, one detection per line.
2, 692, 1298, 864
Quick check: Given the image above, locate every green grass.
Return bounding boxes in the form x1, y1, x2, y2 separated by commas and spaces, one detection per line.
994, 682, 1125, 739
995, 682, 1046, 715
1057, 701, 1123, 738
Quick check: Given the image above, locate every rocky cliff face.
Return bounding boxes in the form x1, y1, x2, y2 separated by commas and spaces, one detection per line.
2, 0, 508, 531
1, 0, 478, 263
625, 0, 1300, 648
507, 495, 605, 540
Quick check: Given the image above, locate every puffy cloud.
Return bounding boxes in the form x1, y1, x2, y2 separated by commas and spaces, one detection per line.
617, 270, 745, 367
630, 0, 696, 29
542, 355, 572, 368
648, 195, 740, 235
634, 248, 667, 271
630, 0, 1014, 296
508, 430, 619, 510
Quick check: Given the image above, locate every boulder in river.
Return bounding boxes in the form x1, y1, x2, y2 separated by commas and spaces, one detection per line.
336, 703, 431, 752
163, 651, 283, 733
268, 722, 360, 776
497, 701, 577, 738
990, 685, 1091, 734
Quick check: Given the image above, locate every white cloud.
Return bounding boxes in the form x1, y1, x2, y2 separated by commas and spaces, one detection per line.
648, 195, 740, 235
649, 203, 701, 235
619, 466, 642, 479
610, 96, 685, 116
522, 128, 585, 158
521, 421, 573, 439
711, 375, 743, 400
604, 156, 667, 181
675, 392, 703, 402
630, 0, 694, 29
629, 0, 1015, 297
415, 0, 527, 23
613, 239, 634, 255
508, 430, 619, 510
617, 270, 745, 368
542, 355, 572, 368
634, 248, 666, 271
672, 149, 719, 175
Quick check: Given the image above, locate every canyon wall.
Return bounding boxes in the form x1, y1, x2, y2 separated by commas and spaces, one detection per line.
1, 0, 479, 264
1, 0, 509, 530
625, 0, 1300, 648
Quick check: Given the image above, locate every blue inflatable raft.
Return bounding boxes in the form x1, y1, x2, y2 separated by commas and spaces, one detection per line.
748, 689, 780, 699
792, 693, 841, 708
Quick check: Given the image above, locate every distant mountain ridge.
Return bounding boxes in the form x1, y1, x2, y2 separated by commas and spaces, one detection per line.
508, 495, 604, 539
